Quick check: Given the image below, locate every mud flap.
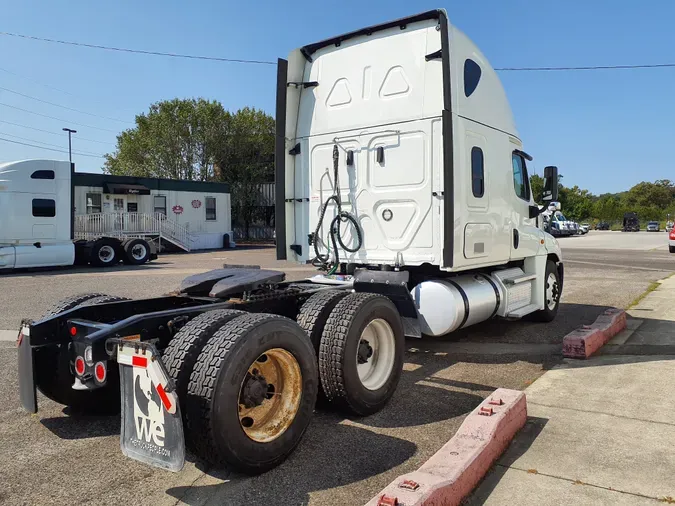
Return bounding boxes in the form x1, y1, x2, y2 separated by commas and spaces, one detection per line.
17, 324, 37, 414
117, 341, 185, 472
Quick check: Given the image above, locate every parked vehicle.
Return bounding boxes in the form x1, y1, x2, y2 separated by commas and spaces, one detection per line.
623, 212, 640, 232
595, 221, 610, 230
18, 10, 564, 475
0, 160, 157, 269
580, 223, 590, 234
646, 221, 660, 232
666, 221, 674, 232
669, 228, 675, 253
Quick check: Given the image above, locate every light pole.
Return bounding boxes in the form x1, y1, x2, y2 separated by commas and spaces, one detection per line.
62, 128, 77, 163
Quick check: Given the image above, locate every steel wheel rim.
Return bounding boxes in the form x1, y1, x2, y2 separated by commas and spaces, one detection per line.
356, 318, 395, 391
238, 348, 302, 443
98, 245, 115, 263
131, 244, 147, 260
545, 272, 559, 310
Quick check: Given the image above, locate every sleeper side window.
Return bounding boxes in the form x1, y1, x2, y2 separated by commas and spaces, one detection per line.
512, 153, 530, 201
471, 147, 484, 198
32, 198, 56, 217
464, 59, 482, 97
31, 170, 55, 179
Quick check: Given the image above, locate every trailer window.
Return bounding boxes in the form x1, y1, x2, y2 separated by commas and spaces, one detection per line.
471, 147, 484, 197
31, 170, 55, 180
205, 197, 216, 221
86, 193, 101, 214
154, 196, 167, 216
32, 198, 56, 217
464, 59, 482, 97
512, 154, 530, 201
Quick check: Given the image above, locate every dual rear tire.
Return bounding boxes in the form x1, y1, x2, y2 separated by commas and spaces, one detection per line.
164, 311, 318, 474
299, 290, 405, 416
89, 238, 151, 267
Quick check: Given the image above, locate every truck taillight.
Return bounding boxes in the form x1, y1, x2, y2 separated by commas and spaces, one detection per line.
94, 362, 107, 383
70, 326, 77, 336
670, 231, 675, 240
74, 356, 85, 376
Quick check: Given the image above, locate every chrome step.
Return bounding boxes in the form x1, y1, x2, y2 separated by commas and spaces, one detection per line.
506, 303, 540, 318
502, 273, 537, 285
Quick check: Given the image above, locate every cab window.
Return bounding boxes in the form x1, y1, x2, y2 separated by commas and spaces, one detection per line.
512, 153, 530, 201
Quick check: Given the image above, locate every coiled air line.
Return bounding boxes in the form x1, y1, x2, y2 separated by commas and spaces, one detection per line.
312, 144, 363, 274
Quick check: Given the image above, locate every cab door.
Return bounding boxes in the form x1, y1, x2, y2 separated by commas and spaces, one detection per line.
510, 152, 542, 259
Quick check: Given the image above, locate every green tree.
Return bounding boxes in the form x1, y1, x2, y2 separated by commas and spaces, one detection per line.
104, 98, 230, 181
213, 107, 275, 236
530, 174, 544, 203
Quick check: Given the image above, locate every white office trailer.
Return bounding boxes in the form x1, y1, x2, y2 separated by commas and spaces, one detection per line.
0, 160, 233, 270
73, 172, 233, 251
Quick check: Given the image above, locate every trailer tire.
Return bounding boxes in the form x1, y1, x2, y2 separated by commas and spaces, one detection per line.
163, 309, 245, 420
319, 293, 404, 416
122, 238, 151, 265
530, 260, 561, 322
186, 313, 318, 474
34, 294, 130, 413
90, 238, 120, 267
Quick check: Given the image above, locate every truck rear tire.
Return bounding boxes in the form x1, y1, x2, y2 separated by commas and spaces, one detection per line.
122, 238, 151, 265
530, 261, 561, 322
319, 293, 404, 416
297, 290, 348, 403
34, 293, 130, 413
670, 246, 675, 254
186, 313, 318, 474
90, 238, 121, 267
163, 309, 245, 420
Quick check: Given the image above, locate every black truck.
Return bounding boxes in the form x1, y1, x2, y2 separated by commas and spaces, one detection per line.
622, 212, 640, 232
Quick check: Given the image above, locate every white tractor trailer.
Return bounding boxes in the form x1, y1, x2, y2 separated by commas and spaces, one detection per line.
0, 159, 156, 270
18, 10, 563, 475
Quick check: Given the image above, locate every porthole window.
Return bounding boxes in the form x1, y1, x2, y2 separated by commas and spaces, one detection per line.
464, 59, 482, 97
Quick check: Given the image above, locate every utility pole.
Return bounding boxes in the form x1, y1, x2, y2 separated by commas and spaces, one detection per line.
62, 128, 77, 163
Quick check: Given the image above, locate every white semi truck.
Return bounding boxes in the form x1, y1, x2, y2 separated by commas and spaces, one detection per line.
0, 159, 156, 270
18, 9, 563, 475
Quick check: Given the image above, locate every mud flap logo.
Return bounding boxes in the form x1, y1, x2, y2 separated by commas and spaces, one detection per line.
133, 368, 165, 447
118, 349, 185, 472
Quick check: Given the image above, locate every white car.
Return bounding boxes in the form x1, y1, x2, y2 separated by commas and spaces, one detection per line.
579, 223, 590, 234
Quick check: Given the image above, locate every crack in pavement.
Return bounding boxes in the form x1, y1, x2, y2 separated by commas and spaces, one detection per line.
528, 401, 675, 427
497, 464, 664, 502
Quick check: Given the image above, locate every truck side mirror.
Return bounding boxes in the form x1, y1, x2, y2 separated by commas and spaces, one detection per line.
542, 166, 558, 202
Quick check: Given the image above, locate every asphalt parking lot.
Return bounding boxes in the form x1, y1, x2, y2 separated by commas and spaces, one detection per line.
0, 232, 673, 506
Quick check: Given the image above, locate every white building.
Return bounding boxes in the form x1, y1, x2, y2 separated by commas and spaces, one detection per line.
73, 172, 233, 251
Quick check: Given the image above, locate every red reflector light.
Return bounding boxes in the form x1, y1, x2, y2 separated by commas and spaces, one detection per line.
70, 326, 77, 336
74, 356, 85, 376
132, 355, 148, 368
670, 231, 675, 240
94, 362, 107, 383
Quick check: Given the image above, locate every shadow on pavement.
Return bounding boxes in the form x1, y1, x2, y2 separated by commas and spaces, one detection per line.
40, 411, 118, 439
465, 416, 549, 505
167, 413, 417, 506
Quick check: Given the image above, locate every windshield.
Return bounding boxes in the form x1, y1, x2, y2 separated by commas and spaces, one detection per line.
555, 213, 567, 222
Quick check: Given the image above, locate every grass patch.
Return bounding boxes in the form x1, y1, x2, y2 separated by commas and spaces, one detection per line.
627, 281, 661, 309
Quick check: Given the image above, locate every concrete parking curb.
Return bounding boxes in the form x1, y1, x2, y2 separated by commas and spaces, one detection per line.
562, 308, 627, 359
365, 388, 527, 506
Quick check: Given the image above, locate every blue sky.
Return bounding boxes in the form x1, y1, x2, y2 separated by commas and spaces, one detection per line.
1, 0, 674, 194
